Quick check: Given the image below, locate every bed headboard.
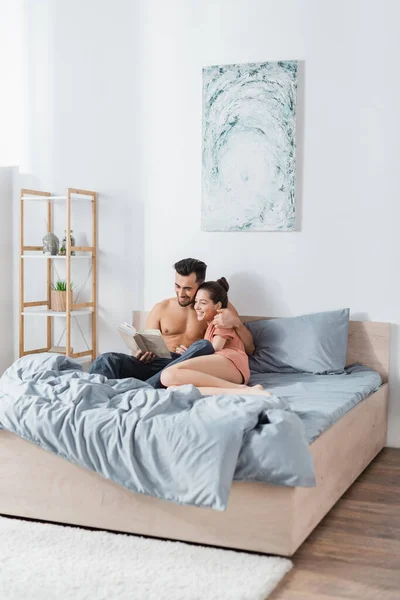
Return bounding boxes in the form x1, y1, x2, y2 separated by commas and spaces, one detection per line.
132, 311, 390, 383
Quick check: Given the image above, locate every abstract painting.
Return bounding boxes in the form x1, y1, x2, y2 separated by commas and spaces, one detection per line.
202, 61, 298, 231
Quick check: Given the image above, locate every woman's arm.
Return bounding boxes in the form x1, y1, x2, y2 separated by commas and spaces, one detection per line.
212, 335, 227, 352
213, 304, 255, 355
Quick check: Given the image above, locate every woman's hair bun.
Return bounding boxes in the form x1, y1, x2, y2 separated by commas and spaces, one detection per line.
217, 277, 229, 292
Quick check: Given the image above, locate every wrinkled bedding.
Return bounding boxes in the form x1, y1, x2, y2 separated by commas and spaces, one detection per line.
0, 354, 315, 510
249, 365, 382, 442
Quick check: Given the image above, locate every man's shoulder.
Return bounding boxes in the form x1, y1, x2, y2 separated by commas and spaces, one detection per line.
151, 297, 177, 313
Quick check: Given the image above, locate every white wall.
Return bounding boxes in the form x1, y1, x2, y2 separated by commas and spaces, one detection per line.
0, 1, 24, 167
15, 0, 400, 446
140, 0, 400, 446
14, 0, 144, 357
0, 168, 14, 375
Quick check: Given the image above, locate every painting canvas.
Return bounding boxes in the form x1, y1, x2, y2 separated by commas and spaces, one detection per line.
202, 61, 298, 232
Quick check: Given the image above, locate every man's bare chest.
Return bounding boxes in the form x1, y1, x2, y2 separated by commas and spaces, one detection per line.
160, 311, 206, 338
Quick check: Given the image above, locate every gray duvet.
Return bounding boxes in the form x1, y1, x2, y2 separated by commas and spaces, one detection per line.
0, 353, 315, 510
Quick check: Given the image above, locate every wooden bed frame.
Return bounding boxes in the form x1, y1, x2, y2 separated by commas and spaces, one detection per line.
0, 315, 390, 556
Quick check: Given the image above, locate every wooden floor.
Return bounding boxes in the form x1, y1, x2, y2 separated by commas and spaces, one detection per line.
269, 448, 400, 599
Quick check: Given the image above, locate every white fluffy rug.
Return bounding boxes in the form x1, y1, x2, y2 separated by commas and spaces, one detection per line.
0, 515, 292, 600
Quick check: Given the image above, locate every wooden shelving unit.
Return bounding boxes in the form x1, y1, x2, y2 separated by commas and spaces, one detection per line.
19, 188, 97, 361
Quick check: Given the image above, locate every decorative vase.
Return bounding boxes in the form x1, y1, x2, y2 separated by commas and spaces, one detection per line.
51, 290, 72, 312
42, 232, 59, 256
61, 230, 76, 256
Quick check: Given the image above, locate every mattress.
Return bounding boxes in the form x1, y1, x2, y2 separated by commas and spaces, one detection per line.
249, 364, 382, 442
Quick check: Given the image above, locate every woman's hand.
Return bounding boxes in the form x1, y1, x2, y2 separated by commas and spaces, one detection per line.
175, 345, 188, 355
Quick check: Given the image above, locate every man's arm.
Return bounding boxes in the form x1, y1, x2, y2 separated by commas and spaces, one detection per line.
213, 302, 255, 355
135, 302, 163, 363
146, 302, 162, 330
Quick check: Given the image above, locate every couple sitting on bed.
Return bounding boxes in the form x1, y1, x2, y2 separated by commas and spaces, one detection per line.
89, 258, 268, 396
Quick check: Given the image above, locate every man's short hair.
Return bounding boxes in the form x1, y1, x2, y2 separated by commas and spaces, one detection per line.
173, 258, 207, 284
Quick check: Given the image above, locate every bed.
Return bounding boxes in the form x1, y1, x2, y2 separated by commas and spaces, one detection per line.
0, 314, 390, 557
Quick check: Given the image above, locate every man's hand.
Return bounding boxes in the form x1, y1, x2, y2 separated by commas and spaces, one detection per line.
135, 350, 155, 363
213, 308, 241, 329
175, 345, 188, 355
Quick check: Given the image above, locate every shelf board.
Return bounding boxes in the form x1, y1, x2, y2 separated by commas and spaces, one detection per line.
21, 255, 91, 260
22, 309, 93, 317
22, 194, 94, 202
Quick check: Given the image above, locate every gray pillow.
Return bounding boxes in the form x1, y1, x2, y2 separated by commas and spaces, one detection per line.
247, 308, 350, 374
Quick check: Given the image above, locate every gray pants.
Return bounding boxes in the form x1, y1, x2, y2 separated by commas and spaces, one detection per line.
88, 339, 214, 388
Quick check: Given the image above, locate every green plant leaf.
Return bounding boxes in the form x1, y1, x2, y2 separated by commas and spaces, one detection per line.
51, 280, 75, 291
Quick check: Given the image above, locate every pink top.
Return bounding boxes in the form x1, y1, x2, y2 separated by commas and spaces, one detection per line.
204, 323, 250, 384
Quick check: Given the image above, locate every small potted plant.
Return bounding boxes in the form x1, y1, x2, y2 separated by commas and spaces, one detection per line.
51, 280, 75, 312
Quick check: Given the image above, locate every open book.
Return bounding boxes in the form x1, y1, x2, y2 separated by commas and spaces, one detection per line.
117, 322, 171, 358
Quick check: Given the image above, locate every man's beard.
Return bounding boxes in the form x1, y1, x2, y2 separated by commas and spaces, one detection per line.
177, 297, 193, 307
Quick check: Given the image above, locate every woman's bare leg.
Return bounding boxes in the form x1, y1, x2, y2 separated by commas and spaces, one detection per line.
161, 355, 243, 388
161, 355, 270, 395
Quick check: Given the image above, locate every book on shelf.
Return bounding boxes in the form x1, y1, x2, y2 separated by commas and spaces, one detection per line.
117, 322, 171, 358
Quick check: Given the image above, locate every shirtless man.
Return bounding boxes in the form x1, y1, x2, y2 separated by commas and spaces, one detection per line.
88, 258, 255, 387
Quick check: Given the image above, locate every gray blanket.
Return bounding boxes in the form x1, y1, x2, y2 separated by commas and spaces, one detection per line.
0, 353, 315, 510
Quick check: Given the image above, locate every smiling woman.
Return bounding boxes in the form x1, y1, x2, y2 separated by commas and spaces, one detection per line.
160, 277, 268, 396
